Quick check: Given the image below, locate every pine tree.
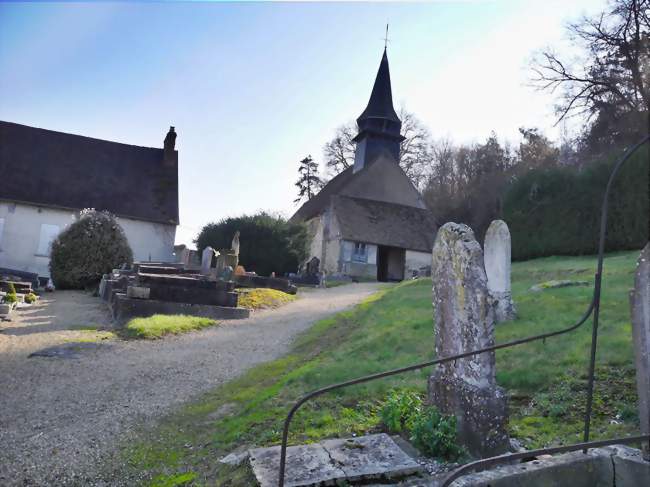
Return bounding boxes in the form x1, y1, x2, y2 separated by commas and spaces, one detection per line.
294, 155, 322, 204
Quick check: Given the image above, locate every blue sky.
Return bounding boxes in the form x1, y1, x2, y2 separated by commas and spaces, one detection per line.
0, 1, 606, 245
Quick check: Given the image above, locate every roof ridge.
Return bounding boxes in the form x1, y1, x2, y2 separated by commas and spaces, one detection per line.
0, 120, 163, 151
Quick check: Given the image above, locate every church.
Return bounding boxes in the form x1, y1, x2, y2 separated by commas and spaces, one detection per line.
291, 49, 438, 281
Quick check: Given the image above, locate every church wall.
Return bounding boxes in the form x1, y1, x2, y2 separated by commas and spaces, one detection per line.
405, 249, 432, 279
305, 216, 324, 264
0, 201, 176, 278
340, 240, 377, 279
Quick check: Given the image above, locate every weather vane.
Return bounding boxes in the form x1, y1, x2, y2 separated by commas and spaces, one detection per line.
383, 23, 390, 49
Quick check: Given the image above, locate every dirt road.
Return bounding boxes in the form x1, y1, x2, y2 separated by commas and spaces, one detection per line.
0, 283, 385, 486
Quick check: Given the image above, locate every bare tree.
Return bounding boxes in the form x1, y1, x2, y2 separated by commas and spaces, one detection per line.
322, 107, 434, 187
532, 0, 650, 123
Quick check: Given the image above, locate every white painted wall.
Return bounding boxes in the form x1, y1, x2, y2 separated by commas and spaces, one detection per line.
405, 250, 432, 279
0, 201, 176, 277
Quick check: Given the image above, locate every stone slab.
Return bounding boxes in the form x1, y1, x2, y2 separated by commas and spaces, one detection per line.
607, 444, 650, 487
249, 434, 421, 487
29, 342, 111, 359
436, 448, 614, 487
136, 265, 182, 275
137, 272, 232, 290
126, 286, 150, 299
110, 294, 249, 325
144, 283, 237, 307
233, 274, 297, 295
0, 279, 32, 293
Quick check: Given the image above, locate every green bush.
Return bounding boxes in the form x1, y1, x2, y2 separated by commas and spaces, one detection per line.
380, 389, 421, 433
195, 212, 308, 276
49, 209, 133, 289
3, 282, 17, 304
409, 407, 463, 460
24, 292, 37, 304
503, 147, 648, 260
380, 390, 463, 460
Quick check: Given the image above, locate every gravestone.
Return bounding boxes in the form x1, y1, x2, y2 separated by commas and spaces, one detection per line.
231, 231, 240, 257
428, 222, 509, 458
201, 246, 214, 276
630, 242, 650, 461
484, 220, 517, 322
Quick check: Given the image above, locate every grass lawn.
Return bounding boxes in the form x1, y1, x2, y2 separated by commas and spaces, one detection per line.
236, 288, 296, 310
125, 314, 218, 339
123, 250, 642, 486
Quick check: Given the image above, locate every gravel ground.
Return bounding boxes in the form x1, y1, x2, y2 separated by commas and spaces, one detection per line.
0, 283, 385, 486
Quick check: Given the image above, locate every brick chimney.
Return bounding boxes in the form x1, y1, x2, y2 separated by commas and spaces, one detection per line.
163, 126, 177, 167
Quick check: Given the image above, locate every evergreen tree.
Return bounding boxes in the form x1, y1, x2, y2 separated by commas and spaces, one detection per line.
294, 155, 322, 204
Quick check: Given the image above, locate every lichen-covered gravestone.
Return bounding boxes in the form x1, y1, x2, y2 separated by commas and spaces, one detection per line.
630, 242, 650, 461
428, 222, 509, 458
484, 220, 516, 322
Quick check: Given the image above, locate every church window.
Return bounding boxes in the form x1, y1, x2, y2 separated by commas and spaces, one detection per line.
352, 242, 368, 263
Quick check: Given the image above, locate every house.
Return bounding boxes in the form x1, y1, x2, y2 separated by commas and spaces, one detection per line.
0, 121, 179, 278
291, 49, 437, 281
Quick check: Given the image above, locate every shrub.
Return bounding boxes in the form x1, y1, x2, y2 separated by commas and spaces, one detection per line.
380, 389, 421, 433
24, 292, 37, 304
503, 147, 648, 260
49, 209, 133, 289
195, 212, 308, 276
380, 389, 463, 460
409, 406, 463, 460
3, 282, 18, 304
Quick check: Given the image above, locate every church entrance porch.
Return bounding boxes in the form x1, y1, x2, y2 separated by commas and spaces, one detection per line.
377, 245, 405, 282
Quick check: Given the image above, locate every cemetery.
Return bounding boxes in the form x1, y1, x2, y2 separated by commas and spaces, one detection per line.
0, 1, 649, 486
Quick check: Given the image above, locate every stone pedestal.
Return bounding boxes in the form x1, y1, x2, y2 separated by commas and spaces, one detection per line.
484, 220, 516, 322
630, 242, 650, 461
428, 222, 509, 458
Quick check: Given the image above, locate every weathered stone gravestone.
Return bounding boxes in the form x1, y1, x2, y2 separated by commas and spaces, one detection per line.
484, 219, 517, 322
200, 246, 215, 276
428, 222, 509, 458
631, 242, 650, 461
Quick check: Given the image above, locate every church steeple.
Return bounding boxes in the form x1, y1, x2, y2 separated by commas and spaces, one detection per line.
353, 48, 405, 173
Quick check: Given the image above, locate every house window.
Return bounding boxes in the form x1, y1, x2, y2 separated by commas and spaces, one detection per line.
352, 242, 368, 263
36, 224, 60, 256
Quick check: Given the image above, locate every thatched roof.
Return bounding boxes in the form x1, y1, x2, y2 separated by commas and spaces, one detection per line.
0, 121, 178, 224
333, 196, 437, 252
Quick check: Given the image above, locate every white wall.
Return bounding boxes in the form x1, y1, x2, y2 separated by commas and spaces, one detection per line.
0, 201, 176, 277
405, 249, 432, 279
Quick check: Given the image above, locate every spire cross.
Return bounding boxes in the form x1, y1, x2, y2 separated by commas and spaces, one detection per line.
383, 23, 390, 49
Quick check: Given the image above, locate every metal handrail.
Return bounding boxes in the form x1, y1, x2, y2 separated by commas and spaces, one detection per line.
277, 134, 650, 487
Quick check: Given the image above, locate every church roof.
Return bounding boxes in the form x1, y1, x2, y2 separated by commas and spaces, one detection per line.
332, 196, 437, 252
357, 49, 400, 124
0, 121, 179, 225
290, 166, 355, 222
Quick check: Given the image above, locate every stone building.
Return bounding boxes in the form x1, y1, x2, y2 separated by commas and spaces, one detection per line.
0, 121, 179, 277
291, 50, 437, 281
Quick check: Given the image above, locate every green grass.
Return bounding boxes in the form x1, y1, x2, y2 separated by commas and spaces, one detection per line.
125, 315, 218, 339
122, 250, 642, 484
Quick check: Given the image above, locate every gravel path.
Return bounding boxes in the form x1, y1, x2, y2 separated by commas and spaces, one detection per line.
0, 283, 385, 486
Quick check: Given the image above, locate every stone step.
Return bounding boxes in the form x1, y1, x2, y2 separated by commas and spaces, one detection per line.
249, 433, 422, 487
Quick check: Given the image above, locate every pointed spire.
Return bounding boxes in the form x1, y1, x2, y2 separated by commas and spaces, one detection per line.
357, 48, 400, 123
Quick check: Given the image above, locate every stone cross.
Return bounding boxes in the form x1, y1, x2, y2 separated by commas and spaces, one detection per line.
428, 222, 509, 458
631, 242, 650, 461
201, 246, 214, 276
484, 220, 517, 322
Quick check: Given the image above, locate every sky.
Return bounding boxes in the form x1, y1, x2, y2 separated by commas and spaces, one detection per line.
0, 0, 608, 247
